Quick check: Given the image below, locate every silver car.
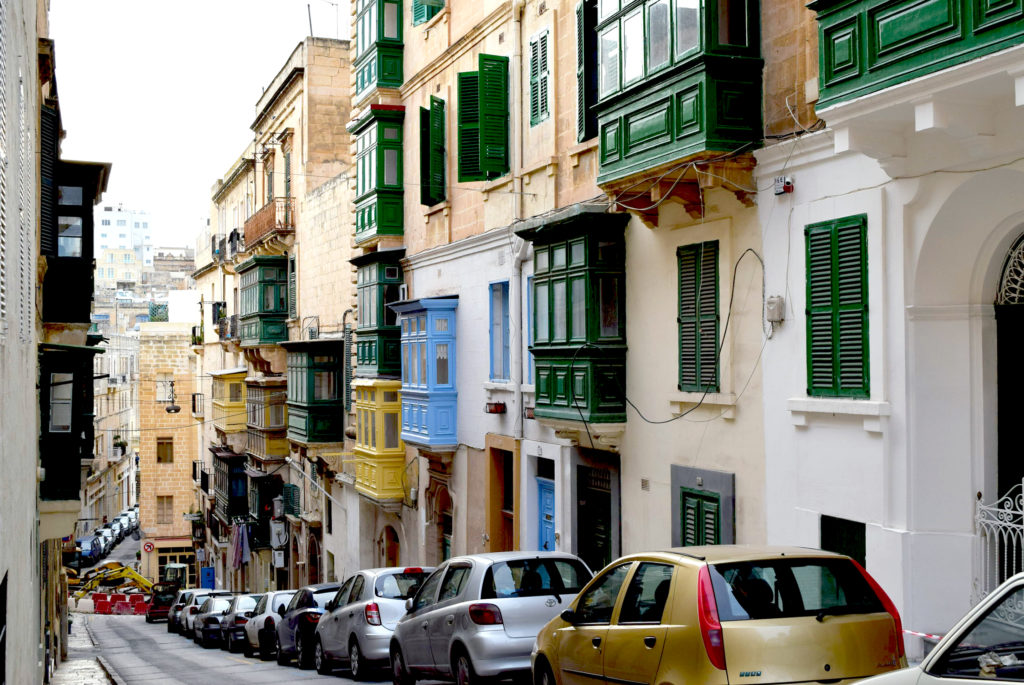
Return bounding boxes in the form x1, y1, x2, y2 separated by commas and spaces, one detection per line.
314, 566, 434, 678
243, 590, 297, 660
390, 552, 591, 685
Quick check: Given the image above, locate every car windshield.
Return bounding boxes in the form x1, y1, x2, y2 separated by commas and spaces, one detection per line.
376, 571, 431, 599
931, 585, 1024, 678
313, 590, 337, 609
709, 558, 884, 621
482, 558, 592, 599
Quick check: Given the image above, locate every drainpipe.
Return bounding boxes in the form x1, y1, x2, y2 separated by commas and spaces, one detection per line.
511, 0, 528, 442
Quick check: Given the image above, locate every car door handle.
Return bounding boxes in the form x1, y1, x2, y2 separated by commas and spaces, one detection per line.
446, 615, 455, 625
592, 636, 602, 648
421, 622, 429, 630
349, 612, 354, 618
644, 636, 657, 649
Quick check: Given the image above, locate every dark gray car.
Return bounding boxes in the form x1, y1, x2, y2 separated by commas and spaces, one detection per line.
220, 594, 262, 653
389, 552, 591, 685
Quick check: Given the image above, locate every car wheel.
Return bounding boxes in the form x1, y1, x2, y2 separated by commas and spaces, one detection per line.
391, 645, 416, 685
258, 634, 274, 661
145, 615, 153, 624
276, 635, 289, 666
243, 638, 254, 658
315, 638, 332, 676
296, 633, 312, 670
166, 620, 175, 634
534, 659, 556, 685
454, 650, 479, 685
349, 638, 364, 681
221, 633, 230, 651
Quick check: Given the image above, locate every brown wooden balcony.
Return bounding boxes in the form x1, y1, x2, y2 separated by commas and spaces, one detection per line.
244, 197, 295, 247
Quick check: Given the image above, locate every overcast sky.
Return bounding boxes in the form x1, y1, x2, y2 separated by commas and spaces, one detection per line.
49, 0, 348, 249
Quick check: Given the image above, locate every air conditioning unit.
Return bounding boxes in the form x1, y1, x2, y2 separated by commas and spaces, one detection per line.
307, 327, 319, 340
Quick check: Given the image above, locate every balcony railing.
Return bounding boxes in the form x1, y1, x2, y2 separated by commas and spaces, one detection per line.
244, 197, 295, 247
217, 317, 228, 339
229, 314, 239, 340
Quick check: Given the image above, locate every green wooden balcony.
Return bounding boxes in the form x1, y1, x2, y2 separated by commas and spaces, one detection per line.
811, 0, 1024, 109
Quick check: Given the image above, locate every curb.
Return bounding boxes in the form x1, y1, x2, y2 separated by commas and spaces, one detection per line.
96, 656, 128, 685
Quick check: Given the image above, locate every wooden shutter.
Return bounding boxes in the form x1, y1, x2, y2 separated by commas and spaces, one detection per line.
419, 106, 432, 205
39, 106, 58, 257
677, 241, 719, 392
478, 53, 510, 176
538, 33, 550, 121
283, 483, 300, 517
288, 256, 297, 319
805, 215, 868, 397
457, 72, 482, 181
576, 0, 598, 142
530, 37, 541, 124
681, 489, 720, 545
429, 96, 446, 203
412, 0, 427, 25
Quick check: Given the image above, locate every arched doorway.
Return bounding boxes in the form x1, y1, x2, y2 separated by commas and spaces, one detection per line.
996, 235, 1024, 496
290, 531, 300, 589
378, 526, 400, 567
307, 534, 321, 585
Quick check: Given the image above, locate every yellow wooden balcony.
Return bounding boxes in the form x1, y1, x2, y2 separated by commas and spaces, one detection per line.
211, 367, 247, 434
353, 379, 406, 502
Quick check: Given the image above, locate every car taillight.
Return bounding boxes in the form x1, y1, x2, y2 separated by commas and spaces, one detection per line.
365, 602, 381, 626
303, 612, 321, 623
235, 616, 249, 625
851, 559, 906, 660
468, 603, 503, 625
697, 566, 727, 671
264, 617, 275, 629
403, 567, 423, 574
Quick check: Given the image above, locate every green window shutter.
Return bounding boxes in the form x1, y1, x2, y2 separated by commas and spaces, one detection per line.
39, 106, 59, 257
681, 489, 720, 545
478, 53, 510, 176
805, 215, 868, 398
412, 0, 427, 25
529, 33, 550, 126
576, 3, 586, 141
429, 96, 446, 203
283, 483, 300, 517
457, 71, 483, 182
288, 256, 297, 319
419, 106, 431, 205
677, 241, 719, 392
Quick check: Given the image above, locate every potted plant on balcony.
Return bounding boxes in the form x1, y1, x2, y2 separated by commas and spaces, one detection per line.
113, 436, 128, 456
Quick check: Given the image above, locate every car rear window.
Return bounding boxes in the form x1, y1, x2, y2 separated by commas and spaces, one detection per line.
376, 572, 431, 599
211, 598, 231, 612
153, 589, 177, 604
482, 558, 592, 599
710, 558, 884, 621
313, 589, 337, 609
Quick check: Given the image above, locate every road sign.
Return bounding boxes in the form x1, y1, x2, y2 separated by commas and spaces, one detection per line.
143, 541, 155, 553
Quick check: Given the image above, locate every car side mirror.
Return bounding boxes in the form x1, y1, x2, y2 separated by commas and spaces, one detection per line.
560, 609, 577, 624
222, 609, 228, 615
405, 598, 414, 612
243, 611, 253, 619
277, 605, 285, 617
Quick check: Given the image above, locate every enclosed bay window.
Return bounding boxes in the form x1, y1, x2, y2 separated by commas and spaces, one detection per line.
355, 0, 403, 94
593, 0, 761, 184
351, 106, 405, 246
283, 341, 347, 443
238, 256, 288, 346
516, 207, 629, 424
353, 249, 404, 378
353, 379, 406, 502
393, 297, 459, 450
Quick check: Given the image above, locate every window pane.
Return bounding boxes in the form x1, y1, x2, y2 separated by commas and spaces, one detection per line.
600, 277, 619, 337
51, 373, 73, 400
314, 371, 337, 400
536, 283, 549, 342
571, 278, 586, 339
420, 343, 427, 386
619, 563, 674, 623
58, 217, 83, 257
933, 587, 1024, 678
718, 0, 747, 46
436, 343, 449, 385
370, 411, 377, 448
553, 280, 567, 340
648, 0, 670, 69
50, 401, 72, 433
675, 0, 699, 55
536, 249, 549, 273
383, 1, 398, 38
384, 412, 399, 448
576, 563, 631, 624
599, 0, 619, 21
59, 186, 83, 205
599, 26, 620, 97
384, 148, 399, 186
623, 11, 645, 84
402, 343, 409, 384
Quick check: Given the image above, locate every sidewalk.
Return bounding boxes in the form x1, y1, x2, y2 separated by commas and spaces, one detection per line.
50, 614, 115, 685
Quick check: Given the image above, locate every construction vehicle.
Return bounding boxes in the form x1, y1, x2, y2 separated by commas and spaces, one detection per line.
162, 562, 189, 586
72, 562, 153, 599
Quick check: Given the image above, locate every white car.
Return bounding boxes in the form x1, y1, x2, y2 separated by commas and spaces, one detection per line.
180, 590, 233, 637
860, 572, 1024, 685
243, 590, 296, 660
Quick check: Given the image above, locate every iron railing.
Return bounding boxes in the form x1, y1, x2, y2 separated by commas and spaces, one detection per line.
244, 197, 295, 246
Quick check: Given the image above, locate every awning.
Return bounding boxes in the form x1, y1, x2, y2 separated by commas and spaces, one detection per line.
244, 467, 272, 479
209, 446, 244, 460
209, 366, 247, 377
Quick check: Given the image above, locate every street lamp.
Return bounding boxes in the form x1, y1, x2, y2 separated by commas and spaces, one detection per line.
165, 380, 181, 414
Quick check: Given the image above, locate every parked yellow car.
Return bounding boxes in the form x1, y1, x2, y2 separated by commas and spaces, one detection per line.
531, 546, 906, 685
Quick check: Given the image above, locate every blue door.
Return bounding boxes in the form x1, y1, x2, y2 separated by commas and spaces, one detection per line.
537, 478, 555, 551
200, 566, 215, 589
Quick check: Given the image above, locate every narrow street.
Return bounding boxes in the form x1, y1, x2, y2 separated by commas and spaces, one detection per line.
69, 613, 446, 684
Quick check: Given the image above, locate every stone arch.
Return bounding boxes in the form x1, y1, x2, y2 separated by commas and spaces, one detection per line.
307, 533, 321, 585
